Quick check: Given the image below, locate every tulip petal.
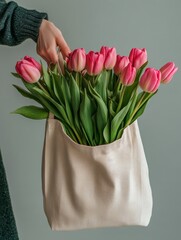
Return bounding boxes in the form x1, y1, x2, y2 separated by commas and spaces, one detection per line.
21, 64, 40, 83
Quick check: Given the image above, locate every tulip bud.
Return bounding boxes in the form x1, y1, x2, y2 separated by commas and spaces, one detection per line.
114, 55, 130, 75
23, 56, 42, 72
129, 48, 147, 69
100, 46, 117, 70
67, 48, 86, 72
139, 68, 161, 93
160, 62, 178, 84
15, 56, 41, 83
120, 63, 136, 86
86, 51, 104, 76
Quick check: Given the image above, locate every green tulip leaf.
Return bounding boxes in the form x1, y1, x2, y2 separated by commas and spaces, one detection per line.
111, 100, 132, 142
22, 80, 69, 123
49, 63, 59, 75
13, 84, 41, 104
12, 105, 48, 119
34, 94, 62, 120
41, 64, 52, 89
130, 101, 148, 125
123, 61, 148, 107
108, 70, 116, 91
50, 73, 65, 106
23, 80, 36, 91
125, 89, 139, 123
88, 83, 108, 144
116, 127, 124, 140
47, 74, 60, 103
103, 120, 110, 143
92, 113, 99, 145
112, 75, 120, 94
79, 122, 91, 145
130, 92, 155, 124
22, 81, 51, 111
60, 76, 74, 124
74, 72, 82, 88
109, 99, 116, 118
136, 61, 148, 79
31, 86, 70, 123
95, 70, 111, 104
61, 75, 71, 103
11, 72, 22, 79
69, 74, 80, 117
41, 63, 57, 99
69, 75, 81, 131
29, 91, 61, 118
80, 88, 94, 144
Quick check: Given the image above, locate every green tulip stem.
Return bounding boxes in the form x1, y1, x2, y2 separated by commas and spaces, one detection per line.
116, 85, 126, 113
125, 91, 153, 127
115, 80, 121, 94
71, 126, 82, 144
75, 72, 79, 86
75, 130, 82, 144
92, 76, 96, 86
37, 82, 50, 96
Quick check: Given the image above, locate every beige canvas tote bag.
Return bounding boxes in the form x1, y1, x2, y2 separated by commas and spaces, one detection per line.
42, 116, 153, 231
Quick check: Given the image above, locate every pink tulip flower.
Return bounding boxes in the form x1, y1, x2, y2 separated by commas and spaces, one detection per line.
114, 55, 130, 75
160, 62, 178, 84
129, 48, 147, 69
139, 68, 161, 93
67, 48, 86, 72
100, 46, 117, 70
86, 51, 104, 75
120, 63, 136, 86
23, 56, 42, 72
15, 56, 41, 83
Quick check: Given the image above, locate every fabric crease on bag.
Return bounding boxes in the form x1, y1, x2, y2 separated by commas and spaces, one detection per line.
42, 117, 153, 231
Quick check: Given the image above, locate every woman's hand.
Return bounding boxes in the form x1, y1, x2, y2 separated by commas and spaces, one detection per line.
37, 19, 70, 64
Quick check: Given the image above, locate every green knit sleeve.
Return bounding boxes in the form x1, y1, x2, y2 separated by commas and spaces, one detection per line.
0, 0, 48, 46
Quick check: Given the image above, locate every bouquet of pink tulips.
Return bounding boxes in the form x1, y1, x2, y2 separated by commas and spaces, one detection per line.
12, 47, 178, 145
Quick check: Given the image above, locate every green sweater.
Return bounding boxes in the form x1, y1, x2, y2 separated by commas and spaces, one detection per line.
0, 0, 48, 45
0, 1, 48, 239
0, 151, 19, 240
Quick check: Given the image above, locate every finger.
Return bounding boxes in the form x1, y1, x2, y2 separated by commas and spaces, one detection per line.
57, 50, 65, 74
36, 39, 50, 64
56, 33, 71, 59
39, 54, 49, 65
46, 46, 59, 64
37, 48, 49, 64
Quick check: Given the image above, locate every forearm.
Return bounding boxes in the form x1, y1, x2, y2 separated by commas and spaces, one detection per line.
0, 0, 48, 46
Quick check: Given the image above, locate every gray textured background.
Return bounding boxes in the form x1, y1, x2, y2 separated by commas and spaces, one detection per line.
0, 0, 180, 239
